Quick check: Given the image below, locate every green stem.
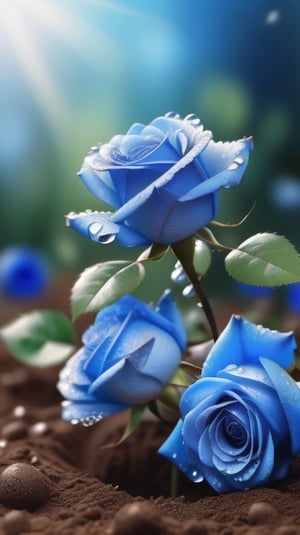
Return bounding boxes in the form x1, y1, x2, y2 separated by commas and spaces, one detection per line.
192, 276, 219, 342
172, 239, 219, 342
171, 464, 179, 498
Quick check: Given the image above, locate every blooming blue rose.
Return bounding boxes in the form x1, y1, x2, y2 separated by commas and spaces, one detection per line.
0, 246, 49, 299
159, 316, 300, 493
57, 291, 186, 425
67, 112, 253, 246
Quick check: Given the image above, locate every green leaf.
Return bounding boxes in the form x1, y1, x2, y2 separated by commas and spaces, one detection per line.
71, 260, 146, 320
225, 233, 300, 286
101, 405, 146, 448
196, 227, 231, 251
0, 310, 77, 367
137, 243, 169, 262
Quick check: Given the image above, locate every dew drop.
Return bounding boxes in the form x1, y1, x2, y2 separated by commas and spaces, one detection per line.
165, 111, 181, 119
190, 470, 203, 483
182, 284, 195, 298
234, 156, 244, 165
228, 162, 239, 171
98, 234, 116, 244
70, 419, 79, 425
80, 415, 103, 427
172, 453, 177, 460
225, 364, 238, 371
89, 222, 103, 237
185, 113, 201, 126
171, 266, 187, 284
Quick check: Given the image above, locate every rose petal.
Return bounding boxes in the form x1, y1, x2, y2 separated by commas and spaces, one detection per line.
260, 357, 300, 455
202, 316, 296, 378
158, 420, 204, 483
88, 355, 164, 405
199, 138, 253, 177
78, 166, 120, 207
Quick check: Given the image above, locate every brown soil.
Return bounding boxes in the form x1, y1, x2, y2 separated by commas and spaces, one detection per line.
0, 276, 300, 535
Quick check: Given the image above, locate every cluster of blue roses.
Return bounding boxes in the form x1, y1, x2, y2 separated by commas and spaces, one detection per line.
58, 113, 300, 493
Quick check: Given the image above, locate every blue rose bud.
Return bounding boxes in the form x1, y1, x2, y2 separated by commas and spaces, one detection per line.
159, 316, 300, 492
67, 112, 253, 246
0, 246, 50, 299
57, 291, 186, 425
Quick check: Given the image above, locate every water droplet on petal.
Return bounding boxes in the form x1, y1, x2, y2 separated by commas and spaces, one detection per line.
190, 470, 203, 483
224, 364, 238, 371
80, 415, 103, 427
71, 418, 79, 425
165, 111, 181, 119
98, 234, 116, 244
185, 113, 201, 127
89, 222, 103, 237
234, 156, 244, 165
228, 162, 239, 171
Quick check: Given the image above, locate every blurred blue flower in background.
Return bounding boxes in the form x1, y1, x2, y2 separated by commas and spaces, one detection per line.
287, 283, 300, 314
0, 246, 50, 299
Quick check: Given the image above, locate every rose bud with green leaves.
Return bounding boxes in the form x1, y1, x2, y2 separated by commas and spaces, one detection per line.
57, 291, 186, 426
66, 112, 253, 246
159, 316, 300, 493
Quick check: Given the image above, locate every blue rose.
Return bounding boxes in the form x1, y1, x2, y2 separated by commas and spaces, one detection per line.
0, 246, 49, 299
67, 112, 253, 246
159, 316, 300, 492
57, 291, 186, 425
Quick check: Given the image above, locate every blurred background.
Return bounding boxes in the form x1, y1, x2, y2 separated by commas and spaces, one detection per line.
1, 0, 300, 304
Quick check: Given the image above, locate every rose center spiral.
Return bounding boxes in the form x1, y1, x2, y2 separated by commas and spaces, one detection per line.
224, 417, 247, 447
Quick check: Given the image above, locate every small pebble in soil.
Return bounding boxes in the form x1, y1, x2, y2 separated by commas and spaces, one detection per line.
248, 501, 280, 525
1, 421, 28, 441
2, 509, 31, 535
12, 406, 26, 418
110, 502, 164, 535
28, 421, 50, 437
0, 463, 51, 509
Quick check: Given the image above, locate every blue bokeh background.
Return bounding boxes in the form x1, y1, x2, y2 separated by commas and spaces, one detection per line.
1, 0, 299, 300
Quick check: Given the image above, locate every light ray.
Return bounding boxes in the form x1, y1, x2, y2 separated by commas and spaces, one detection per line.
1, 1, 70, 128
0, 0, 148, 133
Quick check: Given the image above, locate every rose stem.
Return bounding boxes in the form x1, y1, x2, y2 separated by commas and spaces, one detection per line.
172, 240, 219, 342
193, 278, 219, 342
171, 464, 179, 498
